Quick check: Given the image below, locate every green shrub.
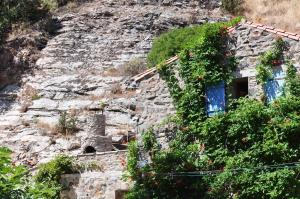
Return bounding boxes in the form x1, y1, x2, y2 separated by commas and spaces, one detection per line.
147, 17, 242, 67
285, 62, 300, 97
126, 141, 139, 179
142, 129, 158, 152
35, 155, 76, 183
0, 147, 28, 199
0, 0, 46, 43
256, 38, 288, 84
33, 155, 76, 198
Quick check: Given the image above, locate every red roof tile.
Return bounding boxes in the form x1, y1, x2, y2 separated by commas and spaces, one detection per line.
275, 28, 285, 33
266, 29, 277, 34
277, 32, 288, 37
241, 21, 300, 41
257, 26, 267, 30
265, 26, 274, 30
285, 32, 297, 36
288, 35, 300, 41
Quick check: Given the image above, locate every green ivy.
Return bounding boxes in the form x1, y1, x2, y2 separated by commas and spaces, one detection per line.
256, 38, 288, 84
142, 128, 159, 152
285, 61, 300, 97
126, 20, 300, 199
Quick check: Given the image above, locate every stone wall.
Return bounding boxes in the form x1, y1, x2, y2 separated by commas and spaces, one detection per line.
61, 151, 128, 199
230, 23, 300, 98
0, 0, 225, 165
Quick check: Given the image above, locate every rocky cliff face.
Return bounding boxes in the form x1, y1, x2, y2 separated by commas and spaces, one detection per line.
0, 0, 223, 165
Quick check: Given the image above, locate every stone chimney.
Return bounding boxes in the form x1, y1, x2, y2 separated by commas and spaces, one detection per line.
82, 114, 112, 153
89, 114, 106, 136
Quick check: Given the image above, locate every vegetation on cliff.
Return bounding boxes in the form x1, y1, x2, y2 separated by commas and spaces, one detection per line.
127, 19, 300, 199
0, 0, 79, 44
0, 148, 76, 199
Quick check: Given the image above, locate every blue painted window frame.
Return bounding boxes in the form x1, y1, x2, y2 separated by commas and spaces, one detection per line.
206, 81, 226, 116
264, 68, 285, 103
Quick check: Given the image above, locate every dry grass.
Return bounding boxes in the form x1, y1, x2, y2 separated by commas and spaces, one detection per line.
243, 0, 300, 33
18, 85, 38, 113
8, 23, 36, 41
110, 83, 123, 95
36, 121, 58, 135
119, 58, 147, 77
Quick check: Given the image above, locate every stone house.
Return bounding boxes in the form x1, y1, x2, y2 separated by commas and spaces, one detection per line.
60, 20, 300, 199
204, 21, 300, 116
216, 21, 300, 115
139, 20, 300, 116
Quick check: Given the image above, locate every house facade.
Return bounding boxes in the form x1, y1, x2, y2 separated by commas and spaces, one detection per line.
205, 21, 300, 115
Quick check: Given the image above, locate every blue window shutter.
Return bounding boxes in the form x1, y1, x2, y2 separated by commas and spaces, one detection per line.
206, 82, 225, 116
264, 68, 285, 103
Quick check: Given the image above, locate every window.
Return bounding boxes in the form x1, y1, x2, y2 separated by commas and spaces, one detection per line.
233, 77, 248, 99
264, 68, 285, 103
206, 82, 225, 116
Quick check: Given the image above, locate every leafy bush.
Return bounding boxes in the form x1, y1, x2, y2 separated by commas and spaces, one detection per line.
33, 155, 77, 198
0, 0, 76, 44
0, 147, 28, 198
285, 62, 300, 97
256, 38, 288, 84
142, 129, 158, 152
147, 17, 242, 67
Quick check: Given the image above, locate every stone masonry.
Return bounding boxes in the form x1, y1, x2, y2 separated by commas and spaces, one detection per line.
0, 0, 225, 165
60, 151, 128, 199
229, 22, 300, 99
82, 114, 113, 153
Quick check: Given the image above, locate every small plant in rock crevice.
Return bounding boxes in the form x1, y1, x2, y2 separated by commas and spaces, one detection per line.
57, 111, 78, 135
119, 57, 147, 76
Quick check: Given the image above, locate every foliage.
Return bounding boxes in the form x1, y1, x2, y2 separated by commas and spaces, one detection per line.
285, 61, 300, 97
126, 141, 139, 180
57, 111, 78, 135
33, 155, 77, 198
158, 20, 237, 125
142, 128, 159, 152
0, 148, 77, 199
0, 0, 77, 44
0, 147, 28, 199
127, 20, 300, 199
147, 17, 242, 67
256, 38, 288, 84
0, 0, 46, 43
222, 0, 244, 14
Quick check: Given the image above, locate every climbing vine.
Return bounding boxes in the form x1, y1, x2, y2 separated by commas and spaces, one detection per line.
126, 19, 300, 199
285, 61, 300, 97
158, 21, 238, 125
256, 38, 288, 84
